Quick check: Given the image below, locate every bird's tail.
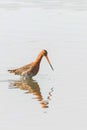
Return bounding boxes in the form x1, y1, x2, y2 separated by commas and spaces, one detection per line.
8, 69, 16, 73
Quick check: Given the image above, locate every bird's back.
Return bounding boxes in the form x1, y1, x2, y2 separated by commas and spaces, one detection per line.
8, 63, 33, 75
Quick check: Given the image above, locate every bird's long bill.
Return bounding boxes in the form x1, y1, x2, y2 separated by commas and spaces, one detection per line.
45, 55, 54, 71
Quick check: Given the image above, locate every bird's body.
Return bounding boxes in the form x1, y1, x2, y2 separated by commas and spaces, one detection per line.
9, 62, 39, 77
8, 50, 53, 79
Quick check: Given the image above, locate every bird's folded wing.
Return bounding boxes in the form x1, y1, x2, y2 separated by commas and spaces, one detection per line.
8, 63, 33, 75
21, 66, 33, 76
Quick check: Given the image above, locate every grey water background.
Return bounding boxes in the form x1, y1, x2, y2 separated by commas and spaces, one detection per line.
0, 0, 87, 130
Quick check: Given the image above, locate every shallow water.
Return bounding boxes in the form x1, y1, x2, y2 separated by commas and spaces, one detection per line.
0, 1, 87, 130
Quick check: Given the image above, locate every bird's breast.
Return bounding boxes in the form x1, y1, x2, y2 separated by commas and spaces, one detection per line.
31, 64, 40, 76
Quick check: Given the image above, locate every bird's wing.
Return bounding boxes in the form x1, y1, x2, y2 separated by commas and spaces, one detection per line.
8, 63, 33, 75
21, 65, 33, 76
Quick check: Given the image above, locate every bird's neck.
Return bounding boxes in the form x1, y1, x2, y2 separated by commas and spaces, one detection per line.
35, 53, 43, 64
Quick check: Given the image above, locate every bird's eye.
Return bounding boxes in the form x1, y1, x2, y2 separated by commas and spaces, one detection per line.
43, 50, 47, 56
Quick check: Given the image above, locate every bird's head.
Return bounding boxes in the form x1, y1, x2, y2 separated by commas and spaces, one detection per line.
41, 49, 54, 71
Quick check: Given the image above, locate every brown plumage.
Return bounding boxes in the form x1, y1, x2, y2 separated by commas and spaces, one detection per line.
8, 50, 54, 79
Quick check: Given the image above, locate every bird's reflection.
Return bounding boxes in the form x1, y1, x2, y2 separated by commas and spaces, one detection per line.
9, 78, 53, 108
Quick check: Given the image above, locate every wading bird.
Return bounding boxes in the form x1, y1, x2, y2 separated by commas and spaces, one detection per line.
8, 50, 54, 79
